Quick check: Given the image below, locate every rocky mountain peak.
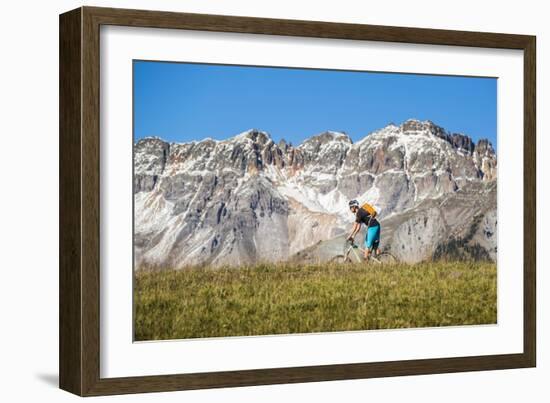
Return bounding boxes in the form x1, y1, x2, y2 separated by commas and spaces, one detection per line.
299, 131, 352, 151
278, 139, 290, 151
234, 128, 272, 145
448, 133, 475, 154
475, 138, 496, 156
136, 136, 168, 148
401, 119, 446, 137
397, 119, 494, 158
315, 131, 352, 143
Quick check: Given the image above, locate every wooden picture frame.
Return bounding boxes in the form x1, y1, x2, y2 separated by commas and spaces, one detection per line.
59, 6, 536, 396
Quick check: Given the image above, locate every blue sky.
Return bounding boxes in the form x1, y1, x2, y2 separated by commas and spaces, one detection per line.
134, 60, 497, 148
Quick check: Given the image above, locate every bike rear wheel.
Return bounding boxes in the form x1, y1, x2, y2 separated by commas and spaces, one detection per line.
370, 251, 398, 264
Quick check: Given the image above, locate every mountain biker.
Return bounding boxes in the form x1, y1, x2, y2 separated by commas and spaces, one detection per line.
347, 199, 381, 261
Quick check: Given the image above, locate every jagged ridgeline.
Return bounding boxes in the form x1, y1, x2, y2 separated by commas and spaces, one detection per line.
134, 119, 497, 268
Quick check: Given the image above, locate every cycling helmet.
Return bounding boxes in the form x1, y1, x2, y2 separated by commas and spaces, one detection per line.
348, 199, 360, 208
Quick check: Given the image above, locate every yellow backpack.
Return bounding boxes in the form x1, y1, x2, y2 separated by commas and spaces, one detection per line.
361, 202, 377, 217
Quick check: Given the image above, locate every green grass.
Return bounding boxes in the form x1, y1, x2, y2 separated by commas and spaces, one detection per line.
134, 261, 497, 341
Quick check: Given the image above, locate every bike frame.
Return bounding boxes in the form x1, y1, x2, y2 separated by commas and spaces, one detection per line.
344, 242, 375, 263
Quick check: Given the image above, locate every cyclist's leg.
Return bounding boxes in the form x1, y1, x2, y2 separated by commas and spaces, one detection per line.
373, 239, 380, 256
376, 224, 382, 255
367, 225, 380, 256
365, 225, 380, 260
363, 230, 370, 260
373, 227, 381, 255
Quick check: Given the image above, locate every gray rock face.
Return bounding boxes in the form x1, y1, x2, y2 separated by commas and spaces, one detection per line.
383, 181, 497, 262
134, 120, 497, 268
134, 137, 170, 192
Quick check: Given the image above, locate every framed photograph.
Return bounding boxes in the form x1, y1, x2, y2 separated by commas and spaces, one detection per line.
59, 6, 536, 396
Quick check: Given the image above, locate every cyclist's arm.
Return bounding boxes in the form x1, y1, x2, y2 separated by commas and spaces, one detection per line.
347, 222, 361, 240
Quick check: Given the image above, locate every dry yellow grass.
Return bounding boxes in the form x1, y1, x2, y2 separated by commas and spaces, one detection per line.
134, 261, 497, 341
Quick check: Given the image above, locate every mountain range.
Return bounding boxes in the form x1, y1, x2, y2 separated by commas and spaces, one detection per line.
134, 119, 497, 268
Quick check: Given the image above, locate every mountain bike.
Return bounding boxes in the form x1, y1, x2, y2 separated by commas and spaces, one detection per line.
330, 240, 397, 264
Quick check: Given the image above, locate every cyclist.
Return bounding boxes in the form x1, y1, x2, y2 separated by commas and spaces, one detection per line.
346, 199, 381, 261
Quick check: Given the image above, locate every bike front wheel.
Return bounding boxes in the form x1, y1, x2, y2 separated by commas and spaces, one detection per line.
329, 254, 352, 264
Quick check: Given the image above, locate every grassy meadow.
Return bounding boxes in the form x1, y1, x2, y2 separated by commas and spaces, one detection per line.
134, 261, 497, 341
